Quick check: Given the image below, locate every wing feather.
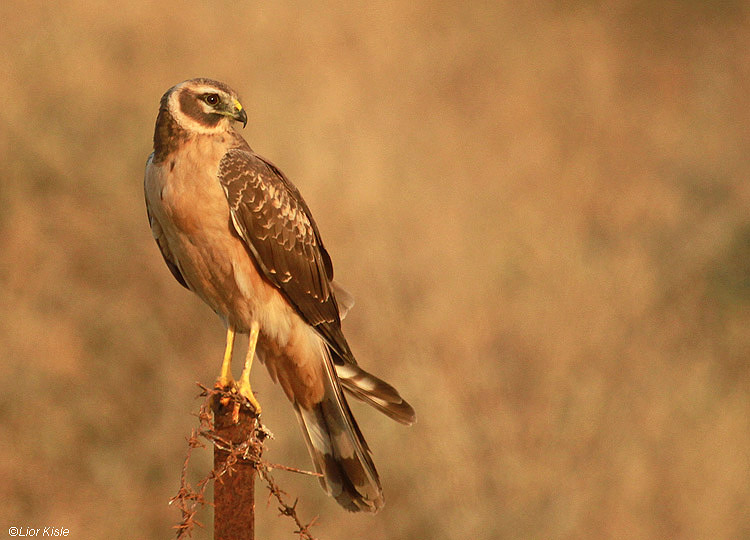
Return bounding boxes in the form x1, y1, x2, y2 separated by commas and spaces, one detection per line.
218, 149, 352, 357
146, 196, 189, 290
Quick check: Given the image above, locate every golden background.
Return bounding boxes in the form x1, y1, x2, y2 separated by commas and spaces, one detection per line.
1, 2, 748, 539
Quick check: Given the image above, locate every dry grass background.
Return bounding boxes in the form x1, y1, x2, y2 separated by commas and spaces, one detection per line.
1, 1, 748, 539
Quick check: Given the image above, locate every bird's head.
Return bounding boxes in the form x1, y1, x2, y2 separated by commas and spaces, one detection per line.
164, 78, 247, 134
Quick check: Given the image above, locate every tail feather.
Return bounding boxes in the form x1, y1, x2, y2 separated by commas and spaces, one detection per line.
294, 343, 384, 512
335, 363, 417, 426
328, 280, 415, 425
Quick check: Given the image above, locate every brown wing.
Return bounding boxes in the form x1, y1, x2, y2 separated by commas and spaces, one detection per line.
145, 173, 189, 290
218, 148, 353, 358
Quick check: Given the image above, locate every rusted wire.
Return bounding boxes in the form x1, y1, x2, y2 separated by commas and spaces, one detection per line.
170, 384, 321, 540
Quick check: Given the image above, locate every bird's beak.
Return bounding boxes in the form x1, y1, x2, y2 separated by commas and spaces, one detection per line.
232, 99, 248, 128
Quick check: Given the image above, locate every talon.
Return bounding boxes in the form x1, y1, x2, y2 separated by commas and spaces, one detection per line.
214, 321, 262, 414
237, 378, 262, 415
214, 380, 233, 408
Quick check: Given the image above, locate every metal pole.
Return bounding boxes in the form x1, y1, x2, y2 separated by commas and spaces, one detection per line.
212, 398, 257, 540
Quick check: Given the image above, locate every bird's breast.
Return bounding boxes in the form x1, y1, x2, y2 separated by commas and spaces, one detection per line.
145, 134, 298, 342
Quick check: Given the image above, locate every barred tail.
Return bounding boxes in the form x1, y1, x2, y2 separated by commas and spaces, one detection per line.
335, 362, 416, 426
329, 281, 415, 425
294, 344, 384, 512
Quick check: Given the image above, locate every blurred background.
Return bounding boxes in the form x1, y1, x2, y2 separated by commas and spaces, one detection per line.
1, 1, 748, 539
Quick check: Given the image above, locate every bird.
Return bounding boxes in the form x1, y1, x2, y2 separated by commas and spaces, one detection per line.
144, 78, 415, 512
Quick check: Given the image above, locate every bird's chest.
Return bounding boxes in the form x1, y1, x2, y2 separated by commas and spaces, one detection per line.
146, 144, 278, 332
158, 153, 229, 236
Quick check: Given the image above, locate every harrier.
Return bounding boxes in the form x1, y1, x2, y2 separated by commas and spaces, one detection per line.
144, 79, 415, 512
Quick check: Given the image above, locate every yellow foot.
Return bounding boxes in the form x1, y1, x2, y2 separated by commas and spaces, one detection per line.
213, 377, 261, 419
214, 321, 262, 415
213, 376, 235, 410
215, 374, 234, 391
237, 378, 262, 415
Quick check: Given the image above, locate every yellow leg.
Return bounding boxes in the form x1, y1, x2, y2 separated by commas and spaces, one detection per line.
237, 320, 262, 414
217, 325, 236, 388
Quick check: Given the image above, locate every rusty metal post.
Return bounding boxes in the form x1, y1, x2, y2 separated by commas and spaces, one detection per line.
212, 398, 257, 540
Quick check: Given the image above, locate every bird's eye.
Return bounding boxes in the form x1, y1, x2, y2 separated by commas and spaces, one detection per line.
203, 94, 220, 106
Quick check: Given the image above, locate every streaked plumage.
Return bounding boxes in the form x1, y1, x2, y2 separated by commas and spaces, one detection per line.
144, 78, 415, 512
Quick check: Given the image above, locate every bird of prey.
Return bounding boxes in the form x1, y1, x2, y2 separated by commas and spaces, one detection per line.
144, 78, 415, 512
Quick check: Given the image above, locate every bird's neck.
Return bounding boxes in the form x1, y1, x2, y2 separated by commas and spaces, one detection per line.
152, 105, 189, 164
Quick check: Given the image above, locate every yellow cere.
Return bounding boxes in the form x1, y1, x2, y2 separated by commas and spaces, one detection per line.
233, 99, 243, 111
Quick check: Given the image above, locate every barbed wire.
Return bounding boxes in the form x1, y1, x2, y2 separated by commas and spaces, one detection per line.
170, 384, 321, 540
